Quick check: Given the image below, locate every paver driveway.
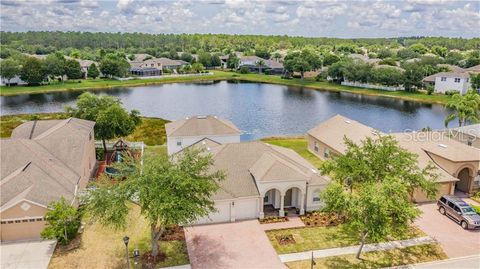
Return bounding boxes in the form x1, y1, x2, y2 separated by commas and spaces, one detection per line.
185, 220, 286, 269
414, 203, 480, 258
0, 240, 56, 269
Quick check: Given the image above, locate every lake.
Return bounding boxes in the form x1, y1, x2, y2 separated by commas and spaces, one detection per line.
0, 81, 453, 140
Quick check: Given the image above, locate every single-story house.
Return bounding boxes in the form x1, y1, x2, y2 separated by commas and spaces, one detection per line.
348, 53, 382, 65
192, 140, 329, 224
129, 57, 189, 77
77, 59, 98, 79
307, 115, 480, 201
0, 118, 96, 242
423, 71, 471, 95
165, 115, 241, 155
238, 56, 284, 74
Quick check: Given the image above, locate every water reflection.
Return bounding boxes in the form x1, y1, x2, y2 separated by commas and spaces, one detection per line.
0, 81, 453, 140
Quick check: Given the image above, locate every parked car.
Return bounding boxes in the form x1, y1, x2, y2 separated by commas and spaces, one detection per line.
437, 195, 480, 229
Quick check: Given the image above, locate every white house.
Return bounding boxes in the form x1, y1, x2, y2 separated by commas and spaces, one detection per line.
423, 71, 471, 95
190, 141, 329, 224
165, 115, 241, 155
0, 75, 27, 86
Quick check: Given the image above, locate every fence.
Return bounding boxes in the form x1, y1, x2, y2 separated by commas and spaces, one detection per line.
341, 81, 404, 91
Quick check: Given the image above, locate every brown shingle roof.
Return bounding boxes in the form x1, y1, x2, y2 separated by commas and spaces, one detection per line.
1, 118, 95, 209
166, 116, 241, 137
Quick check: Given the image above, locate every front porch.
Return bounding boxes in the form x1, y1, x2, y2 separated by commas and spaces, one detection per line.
259, 187, 305, 219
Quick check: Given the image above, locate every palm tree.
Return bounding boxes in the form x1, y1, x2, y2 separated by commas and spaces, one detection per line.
255, 59, 265, 74
444, 89, 480, 127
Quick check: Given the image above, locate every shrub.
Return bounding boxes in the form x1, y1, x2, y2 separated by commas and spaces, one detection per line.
238, 66, 249, 74
41, 198, 81, 245
445, 90, 459, 96
426, 85, 434, 95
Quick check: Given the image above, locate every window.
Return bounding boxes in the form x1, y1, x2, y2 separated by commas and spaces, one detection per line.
447, 201, 455, 208
312, 190, 321, 202
263, 196, 269, 203
454, 78, 461, 83
324, 148, 330, 158
441, 77, 447, 82
22, 219, 28, 222
15, 220, 21, 223
440, 197, 446, 203
0, 221, 6, 224
453, 205, 461, 213
176, 141, 182, 146
314, 141, 319, 152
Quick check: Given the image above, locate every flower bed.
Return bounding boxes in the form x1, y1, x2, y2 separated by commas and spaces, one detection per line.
259, 216, 289, 224
275, 234, 295, 245
159, 225, 185, 241
300, 211, 343, 227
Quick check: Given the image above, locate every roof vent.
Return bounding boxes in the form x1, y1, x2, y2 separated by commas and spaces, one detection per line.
197, 115, 207, 119
345, 120, 351, 124
202, 141, 206, 145
438, 144, 448, 148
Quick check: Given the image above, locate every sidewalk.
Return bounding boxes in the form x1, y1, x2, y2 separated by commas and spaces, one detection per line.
387, 254, 480, 269
278, 236, 435, 263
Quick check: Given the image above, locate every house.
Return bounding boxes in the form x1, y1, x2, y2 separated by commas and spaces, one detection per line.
0, 118, 96, 242
129, 57, 189, 77
307, 115, 480, 201
443, 124, 480, 149
348, 53, 382, 65
165, 115, 241, 155
423, 71, 471, 95
238, 56, 284, 74
191, 141, 329, 224
77, 59, 98, 79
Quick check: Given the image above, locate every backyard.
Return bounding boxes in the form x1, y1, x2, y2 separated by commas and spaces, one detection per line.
262, 137, 323, 168
48, 205, 189, 269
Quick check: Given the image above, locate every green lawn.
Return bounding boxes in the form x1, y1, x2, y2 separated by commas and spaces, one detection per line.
0, 113, 168, 146
262, 137, 323, 168
285, 243, 447, 269
266, 225, 425, 254
0, 70, 451, 105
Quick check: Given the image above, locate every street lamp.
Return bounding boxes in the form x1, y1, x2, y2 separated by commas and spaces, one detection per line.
123, 235, 130, 269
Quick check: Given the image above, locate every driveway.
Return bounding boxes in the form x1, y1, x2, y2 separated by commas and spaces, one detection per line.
184, 220, 286, 269
0, 240, 57, 269
414, 203, 480, 258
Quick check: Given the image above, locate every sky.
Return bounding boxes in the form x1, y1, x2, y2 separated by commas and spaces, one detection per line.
1, 0, 479, 38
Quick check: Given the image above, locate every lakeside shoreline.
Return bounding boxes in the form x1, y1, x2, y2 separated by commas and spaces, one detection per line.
0, 70, 450, 105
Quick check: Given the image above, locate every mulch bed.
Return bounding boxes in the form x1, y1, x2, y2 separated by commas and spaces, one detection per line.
300, 211, 344, 227
141, 251, 167, 269
159, 225, 185, 241
53, 233, 83, 254
259, 216, 289, 224
275, 234, 296, 245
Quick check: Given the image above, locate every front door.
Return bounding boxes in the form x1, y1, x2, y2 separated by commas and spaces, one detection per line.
284, 189, 292, 207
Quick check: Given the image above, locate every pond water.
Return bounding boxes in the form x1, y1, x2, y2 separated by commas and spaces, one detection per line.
0, 81, 453, 140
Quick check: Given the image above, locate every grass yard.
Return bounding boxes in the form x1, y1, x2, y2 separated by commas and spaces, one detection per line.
0, 113, 168, 146
266, 225, 425, 254
285, 243, 447, 269
262, 137, 323, 168
48, 205, 189, 269
0, 70, 451, 105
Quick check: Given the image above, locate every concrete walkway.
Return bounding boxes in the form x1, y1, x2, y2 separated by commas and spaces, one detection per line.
279, 236, 435, 263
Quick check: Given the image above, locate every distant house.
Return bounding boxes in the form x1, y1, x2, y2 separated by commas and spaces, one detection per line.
165, 115, 241, 155
348, 53, 382, 65
238, 56, 284, 74
129, 57, 189, 77
1, 118, 96, 241
443, 124, 480, 149
423, 71, 471, 95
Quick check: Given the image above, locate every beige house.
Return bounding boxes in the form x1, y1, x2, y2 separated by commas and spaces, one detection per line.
193, 141, 329, 224
166, 115, 241, 155
307, 115, 480, 202
1, 118, 96, 242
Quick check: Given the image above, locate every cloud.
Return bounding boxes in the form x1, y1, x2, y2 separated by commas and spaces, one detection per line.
0, 0, 478, 38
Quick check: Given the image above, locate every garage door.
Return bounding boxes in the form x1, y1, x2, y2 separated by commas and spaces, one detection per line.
235, 199, 258, 220
413, 182, 453, 203
1, 221, 45, 242
195, 201, 231, 224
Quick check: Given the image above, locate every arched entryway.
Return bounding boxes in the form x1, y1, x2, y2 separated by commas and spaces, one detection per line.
261, 188, 282, 218
259, 187, 305, 218
284, 187, 304, 215
455, 167, 473, 194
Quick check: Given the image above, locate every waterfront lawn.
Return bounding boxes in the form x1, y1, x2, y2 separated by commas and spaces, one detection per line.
48, 205, 190, 269
1, 70, 451, 105
266, 225, 425, 254
262, 137, 323, 168
285, 243, 447, 269
0, 113, 168, 146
